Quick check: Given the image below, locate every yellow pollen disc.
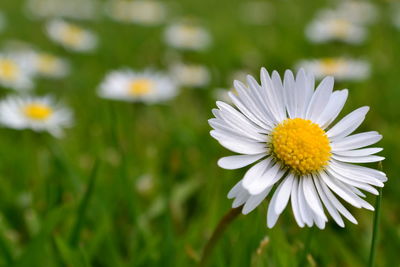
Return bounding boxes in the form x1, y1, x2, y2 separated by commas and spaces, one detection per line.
331, 19, 350, 37
128, 79, 153, 96
62, 26, 84, 46
320, 58, 342, 75
0, 60, 18, 80
23, 104, 53, 120
271, 118, 331, 174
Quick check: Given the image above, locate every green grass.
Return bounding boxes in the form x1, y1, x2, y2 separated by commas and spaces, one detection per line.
0, 0, 399, 266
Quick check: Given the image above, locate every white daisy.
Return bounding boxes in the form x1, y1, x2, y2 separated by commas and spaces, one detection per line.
0, 95, 73, 137
0, 54, 34, 91
25, 0, 98, 20
170, 63, 210, 88
305, 16, 366, 44
164, 22, 211, 51
98, 69, 178, 103
295, 58, 370, 81
25, 51, 70, 79
46, 19, 98, 52
106, 0, 167, 25
335, 1, 377, 25
209, 68, 387, 229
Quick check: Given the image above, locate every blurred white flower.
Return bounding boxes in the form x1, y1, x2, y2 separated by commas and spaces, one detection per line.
98, 69, 178, 103
239, 1, 274, 25
164, 22, 211, 51
106, 0, 167, 25
46, 19, 98, 52
25, 51, 70, 79
0, 54, 34, 91
170, 63, 210, 88
335, 1, 377, 25
296, 58, 370, 81
0, 95, 73, 137
25, 0, 99, 20
306, 16, 366, 44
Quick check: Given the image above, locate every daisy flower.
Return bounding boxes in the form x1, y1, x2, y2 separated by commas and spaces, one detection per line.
46, 19, 98, 52
25, 0, 98, 20
25, 51, 70, 79
295, 58, 370, 81
0, 95, 73, 137
170, 63, 210, 88
305, 16, 366, 44
98, 69, 178, 103
0, 54, 34, 91
106, 0, 167, 25
209, 68, 387, 229
164, 22, 211, 51
335, 1, 377, 25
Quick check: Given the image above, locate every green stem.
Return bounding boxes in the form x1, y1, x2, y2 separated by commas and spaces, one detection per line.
199, 207, 242, 267
298, 227, 315, 267
368, 186, 383, 267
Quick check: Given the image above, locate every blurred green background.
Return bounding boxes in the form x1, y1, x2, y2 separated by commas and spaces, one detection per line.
0, 0, 399, 266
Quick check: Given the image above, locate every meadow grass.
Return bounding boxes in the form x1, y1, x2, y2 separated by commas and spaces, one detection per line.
0, 0, 399, 266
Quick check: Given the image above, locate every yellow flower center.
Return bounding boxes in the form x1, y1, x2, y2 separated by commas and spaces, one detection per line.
128, 79, 153, 96
23, 104, 53, 120
331, 19, 350, 37
271, 118, 331, 174
0, 60, 18, 81
62, 25, 84, 46
320, 58, 342, 75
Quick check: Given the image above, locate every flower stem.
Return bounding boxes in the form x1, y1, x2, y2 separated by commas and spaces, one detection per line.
368, 163, 383, 267
199, 207, 242, 266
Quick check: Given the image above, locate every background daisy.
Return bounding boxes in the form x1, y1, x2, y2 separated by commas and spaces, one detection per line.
0, 95, 73, 137
295, 58, 370, 81
98, 69, 178, 103
46, 19, 98, 52
164, 22, 212, 51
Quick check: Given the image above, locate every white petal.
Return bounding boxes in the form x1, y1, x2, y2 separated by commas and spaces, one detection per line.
290, 178, 305, 227
313, 176, 345, 227
232, 189, 250, 208
242, 187, 272, 214
242, 158, 272, 188
274, 173, 295, 214
218, 154, 266, 169
331, 131, 382, 151
305, 76, 334, 121
333, 147, 382, 157
302, 176, 327, 220
332, 155, 385, 163
318, 176, 358, 224
245, 163, 285, 195
260, 68, 286, 122
316, 89, 348, 129
319, 171, 361, 208
298, 178, 314, 227
283, 70, 296, 118
327, 107, 369, 139
228, 180, 244, 199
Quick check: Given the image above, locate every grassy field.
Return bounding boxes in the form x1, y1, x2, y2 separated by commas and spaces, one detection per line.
0, 0, 399, 266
